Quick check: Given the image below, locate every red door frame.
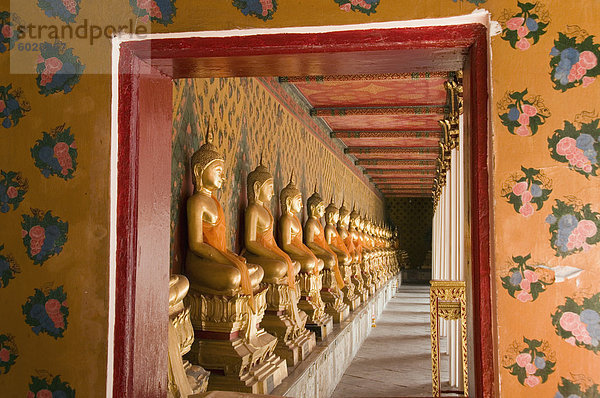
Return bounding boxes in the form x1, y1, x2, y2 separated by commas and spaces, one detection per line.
115, 23, 493, 397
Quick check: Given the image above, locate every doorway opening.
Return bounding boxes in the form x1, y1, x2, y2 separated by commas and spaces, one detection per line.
110, 17, 493, 398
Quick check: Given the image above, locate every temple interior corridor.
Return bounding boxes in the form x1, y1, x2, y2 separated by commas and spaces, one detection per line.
332, 285, 449, 397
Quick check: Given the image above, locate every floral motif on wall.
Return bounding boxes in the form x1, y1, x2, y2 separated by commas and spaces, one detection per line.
501, 167, 552, 217
31, 124, 78, 179
500, 254, 554, 302
27, 374, 75, 397
0, 12, 21, 53
498, 2, 549, 51
545, 199, 600, 257
556, 375, 600, 398
232, 0, 276, 21
550, 26, 600, 91
37, 0, 81, 24
548, 116, 599, 177
36, 42, 85, 95
336, 0, 379, 14
552, 293, 600, 352
0, 170, 28, 213
22, 286, 69, 339
0, 244, 21, 288
0, 334, 17, 374
21, 209, 68, 265
0, 84, 30, 128
502, 337, 556, 387
130, 0, 176, 25
497, 89, 550, 136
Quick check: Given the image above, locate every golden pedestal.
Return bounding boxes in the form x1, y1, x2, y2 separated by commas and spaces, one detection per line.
321, 268, 350, 323
429, 281, 469, 398
261, 282, 316, 367
361, 260, 375, 296
352, 262, 369, 303
168, 276, 210, 398
340, 264, 361, 311
297, 271, 333, 340
185, 288, 288, 394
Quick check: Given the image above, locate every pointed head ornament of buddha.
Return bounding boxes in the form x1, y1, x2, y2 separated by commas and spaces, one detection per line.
350, 205, 361, 229
325, 196, 340, 225
338, 199, 351, 228
307, 185, 325, 219
191, 130, 225, 194
247, 155, 274, 205
280, 172, 303, 215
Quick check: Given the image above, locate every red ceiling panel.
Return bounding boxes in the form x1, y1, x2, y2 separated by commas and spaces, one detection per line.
293, 78, 448, 107
322, 114, 443, 131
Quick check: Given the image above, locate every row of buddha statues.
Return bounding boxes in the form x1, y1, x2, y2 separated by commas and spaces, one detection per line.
167, 134, 403, 397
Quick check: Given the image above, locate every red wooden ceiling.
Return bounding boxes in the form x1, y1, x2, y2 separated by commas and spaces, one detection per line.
284, 73, 453, 196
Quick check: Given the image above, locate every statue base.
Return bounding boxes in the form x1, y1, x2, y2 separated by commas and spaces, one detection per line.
341, 264, 361, 311
185, 288, 288, 394
298, 271, 334, 340
261, 283, 316, 367
321, 269, 350, 324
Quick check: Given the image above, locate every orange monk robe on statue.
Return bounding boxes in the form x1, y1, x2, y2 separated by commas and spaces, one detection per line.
312, 220, 345, 289
203, 195, 256, 310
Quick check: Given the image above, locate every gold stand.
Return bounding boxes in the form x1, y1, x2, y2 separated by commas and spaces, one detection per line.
352, 262, 369, 302
297, 272, 333, 340
168, 275, 210, 398
185, 288, 288, 394
261, 282, 316, 367
429, 281, 468, 398
320, 268, 350, 323
340, 264, 361, 310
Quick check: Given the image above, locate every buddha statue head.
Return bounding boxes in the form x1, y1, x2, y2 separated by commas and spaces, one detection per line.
338, 200, 351, 229
191, 131, 225, 194
325, 197, 340, 225
280, 172, 303, 215
247, 157, 274, 205
349, 205, 360, 229
307, 186, 325, 219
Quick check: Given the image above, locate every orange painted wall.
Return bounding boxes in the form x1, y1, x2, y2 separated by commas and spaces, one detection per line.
0, 0, 599, 396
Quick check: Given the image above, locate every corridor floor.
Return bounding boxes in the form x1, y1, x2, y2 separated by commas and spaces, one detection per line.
331, 284, 449, 397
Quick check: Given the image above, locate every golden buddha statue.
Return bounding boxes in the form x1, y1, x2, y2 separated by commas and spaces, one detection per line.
278, 174, 332, 339
168, 274, 209, 398
184, 132, 286, 393
304, 188, 349, 323
324, 197, 361, 311
338, 201, 368, 302
350, 208, 374, 295
243, 162, 315, 366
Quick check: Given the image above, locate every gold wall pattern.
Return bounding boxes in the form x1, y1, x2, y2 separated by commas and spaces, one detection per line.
0, 0, 599, 395
171, 77, 384, 273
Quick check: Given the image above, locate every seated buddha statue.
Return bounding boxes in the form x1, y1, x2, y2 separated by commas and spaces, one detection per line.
324, 198, 360, 310
304, 189, 348, 323
350, 207, 374, 294
243, 162, 314, 365
184, 132, 287, 393
185, 133, 263, 300
278, 174, 332, 338
338, 201, 367, 302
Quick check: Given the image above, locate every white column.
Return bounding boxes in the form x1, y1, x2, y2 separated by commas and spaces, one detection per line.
449, 144, 458, 386
439, 184, 447, 339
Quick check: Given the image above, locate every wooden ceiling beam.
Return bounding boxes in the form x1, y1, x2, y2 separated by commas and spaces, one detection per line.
331, 130, 440, 138
279, 72, 455, 83
346, 147, 438, 155
311, 105, 447, 117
